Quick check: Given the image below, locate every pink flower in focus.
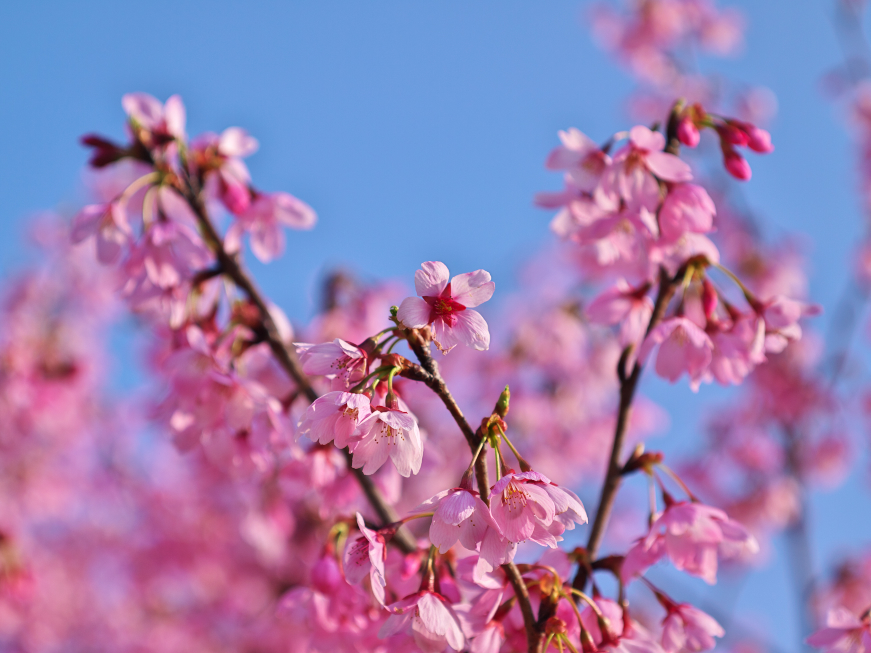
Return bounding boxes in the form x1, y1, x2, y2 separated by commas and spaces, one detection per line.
806, 607, 871, 653
70, 203, 132, 264
661, 603, 724, 653
379, 590, 465, 652
397, 261, 495, 353
295, 338, 368, 389
586, 280, 654, 347
297, 391, 372, 449
414, 488, 497, 553
343, 512, 387, 605
639, 317, 714, 391
622, 500, 758, 584
351, 405, 423, 477
596, 125, 693, 216
489, 471, 558, 545
225, 191, 316, 263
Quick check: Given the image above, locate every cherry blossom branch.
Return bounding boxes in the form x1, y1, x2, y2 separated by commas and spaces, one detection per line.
574, 266, 678, 590
175, 181, 417, 553
402, 332, 540, 650
404, 330, 491, 500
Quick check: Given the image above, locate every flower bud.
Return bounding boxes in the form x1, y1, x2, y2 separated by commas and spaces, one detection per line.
702, 279, 718, 320
677, 117, 700, 148
495, 385, 510, 418
724, 149, 752, 180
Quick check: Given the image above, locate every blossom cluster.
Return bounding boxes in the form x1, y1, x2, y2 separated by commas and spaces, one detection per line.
0, 1, 869, 651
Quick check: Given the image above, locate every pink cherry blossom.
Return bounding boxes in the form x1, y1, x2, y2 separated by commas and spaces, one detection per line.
806, 607, 871, 653
397, 261, 495, 353
297, 391, 372, 449
192, 127, 259, 215
639, 317, 714, 391
759, 295, 821, 353
545, 127, 612, 191
661, 603, 724, 653
343, 512, 387, 605
414, 488, 498, 553
587, 280, 654, 347
708, 316, 766, 386
658, 184, 716, 241
351, 406, 423, 477
596, 125, 693, 216
122, 92, 186, 141
70, 202, 132, 264
622, 500, 758, 584
380, 590, 465, 652
296, 338, 368, 389
489, 471, 558, 545
225, 191, 316, 263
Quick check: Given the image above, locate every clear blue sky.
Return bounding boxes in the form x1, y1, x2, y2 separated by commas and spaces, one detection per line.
0, 2, 868, 651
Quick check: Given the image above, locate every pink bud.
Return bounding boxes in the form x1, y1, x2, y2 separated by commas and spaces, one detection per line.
719, 124, 749, 147
677, 118, 700, 148
702, 280, 718, 320
724, 150, 752, 180
745, 126, 774, 153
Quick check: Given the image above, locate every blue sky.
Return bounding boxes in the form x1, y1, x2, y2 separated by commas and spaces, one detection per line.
1, 2, 868, 651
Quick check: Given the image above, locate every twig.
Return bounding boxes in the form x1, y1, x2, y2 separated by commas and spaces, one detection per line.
403, 332, 541, 650
574, 266, 677, 590
176, 183, 417, 553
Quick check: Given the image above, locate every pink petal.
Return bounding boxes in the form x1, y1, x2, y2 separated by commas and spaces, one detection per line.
219, 127, 259, 157
414, 261, 450, 297
450, 270, 495, 308
397, 296, 432, 329
121, 92, 163, 128
250, 221, 284, 263
629, 125, 665, 151
273, 192, 317, 230
646, 151, 693, 182
164, 94, 186, 138
438, 490, 477, 525
453, 309, 491, 351
70, 205, 105, 243
430, 515, 462, 553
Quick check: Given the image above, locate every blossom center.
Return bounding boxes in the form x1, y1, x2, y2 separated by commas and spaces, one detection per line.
374, 422, 405, 445
501, 482, 529, 513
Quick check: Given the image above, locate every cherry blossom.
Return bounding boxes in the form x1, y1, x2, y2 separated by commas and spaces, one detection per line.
379, 590, 466, 652
639, 317, 715, 390
622, 500, 759, 584
397, 261, 495, 353
806, 607, 871, 653
414, 488, 498, 553
661, 603, 724, 653
351, 404, 423, 477
297, 391, 372, 448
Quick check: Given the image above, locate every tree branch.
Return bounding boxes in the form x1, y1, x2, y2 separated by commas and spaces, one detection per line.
574, 267, 677, 590
177, 184, 416, 553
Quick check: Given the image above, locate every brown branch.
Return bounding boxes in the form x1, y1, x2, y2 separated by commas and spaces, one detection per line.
574, 267, 677, 590
405, 330, 491, 501
504, 558, 540, 653
177, 184, 416, 553
404, 331, 543, 650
